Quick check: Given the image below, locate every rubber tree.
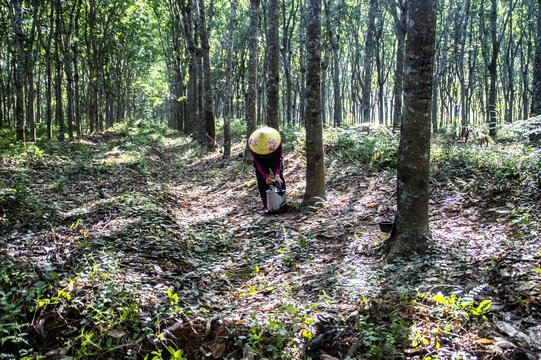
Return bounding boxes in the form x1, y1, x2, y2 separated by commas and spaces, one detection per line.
266, 0, 279, 130
304, 0, 325, 205
197, 0, 215, 152
8, 0, 25, 141
531, 0, 541, 116
244, 0, 260, 162
386, 0, 437, 260
223, 0, 236, 158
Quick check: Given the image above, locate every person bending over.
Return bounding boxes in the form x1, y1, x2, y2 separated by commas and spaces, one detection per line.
249, 127, 286, 212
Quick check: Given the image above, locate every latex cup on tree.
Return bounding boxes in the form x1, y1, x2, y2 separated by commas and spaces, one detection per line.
249, 127, 281, 155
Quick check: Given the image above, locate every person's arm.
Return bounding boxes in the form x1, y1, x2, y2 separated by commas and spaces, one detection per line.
272, 143, 283, 176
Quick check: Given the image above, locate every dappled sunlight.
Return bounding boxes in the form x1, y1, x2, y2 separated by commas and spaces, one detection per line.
2, 122, 541, 359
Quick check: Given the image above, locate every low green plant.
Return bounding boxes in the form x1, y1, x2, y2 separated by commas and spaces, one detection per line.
276, 227, 312, 267
0, 260, 44, 359
407, 286, 492, 358
358, 313, 409, 359
324, 127, 398, 171
230, 118, 247, 137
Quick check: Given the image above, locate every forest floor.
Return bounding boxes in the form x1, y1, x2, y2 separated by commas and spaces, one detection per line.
1, 120, 540, 360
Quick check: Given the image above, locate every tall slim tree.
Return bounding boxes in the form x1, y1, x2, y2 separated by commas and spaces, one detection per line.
55, 0, 65, 141
197, 0, 215, 151
390, 0, 407, 131
9, 0, 25, 142
179, 0, 199, 140
323, 0, 341, 127
223, 0, 236, 158
245, 0, 260, 162
25, 0, 39, 142
531, 0, 541, 116
304, 0, 325, 205
458, 0, 472, 137
480, 0, 515, 137
386, 0, 437, 259
361, 0, 378, 123
266, 0, 279, 129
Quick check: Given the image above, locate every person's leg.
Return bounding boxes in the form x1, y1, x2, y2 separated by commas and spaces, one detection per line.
255, 170, 269, 209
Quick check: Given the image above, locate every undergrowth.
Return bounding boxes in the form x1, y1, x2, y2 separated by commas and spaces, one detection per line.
1, 119, 539, 359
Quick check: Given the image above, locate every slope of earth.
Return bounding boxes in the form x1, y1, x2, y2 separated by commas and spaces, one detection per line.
0, 120, 539, 360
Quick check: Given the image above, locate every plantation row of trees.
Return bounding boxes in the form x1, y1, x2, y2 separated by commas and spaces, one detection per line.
2, 0, 541, 146
0, 0, 164, 143
158, 0, 541, 142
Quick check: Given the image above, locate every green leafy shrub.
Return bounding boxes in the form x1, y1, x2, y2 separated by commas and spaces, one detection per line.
324, 126, 398, 171
432, 141, 541, 197
280, 125, 303, 150
230, 118, 247, 138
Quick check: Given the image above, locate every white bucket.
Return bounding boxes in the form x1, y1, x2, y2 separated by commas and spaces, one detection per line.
266, 187, 286, 212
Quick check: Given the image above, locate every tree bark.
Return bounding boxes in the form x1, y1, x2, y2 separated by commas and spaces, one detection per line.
390, 0, 407, 131
73, 3, 82, 136
24, 1, 39, 142
387, 0, 436, 260
361, 0, 378, 123
55, 0, 65, 141
487, 0, 499, 137
281, 0, 297, 126
531, 0, 541, 116
458, 0, 471, 137
304, 0, 325, 205
179, 0, 200, 140
197, 0, 216, 151
266, 0, 280, 129
245, 0, 260, 162
10, 0, 26, 142
323, 0, 341, 127
299, 0, 307, 126
321, 46, 329, 126
223, 0, 236, 158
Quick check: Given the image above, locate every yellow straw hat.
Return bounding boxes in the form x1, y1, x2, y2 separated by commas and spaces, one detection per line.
249, 127, 281, 155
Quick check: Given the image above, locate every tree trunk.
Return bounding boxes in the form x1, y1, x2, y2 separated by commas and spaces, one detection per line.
245, 0, 260, 162
487, 0, 499, 137
458, 0, 471, 137
180, 0, 200, 140
304, 0, 325, 205
11, 0, 26, 142
266, 0, 280, 129
361, 0, 378, 124
321, 46, 329, 126
55, 0, 65, 141
390, 1, 407, 131
25, 2, 38, 142
73, 3, 81, 136
198, 0, 216, 151
45, 4, 54, 139
531, 0, 541, 116
281, 0, 297, 125
323, 0, 341, 127
386, 0, 437, 260
223, 0, 236, 158
299, 0, 307, 126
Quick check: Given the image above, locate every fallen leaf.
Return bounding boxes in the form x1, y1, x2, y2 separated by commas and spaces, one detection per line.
476, 338, 494, 344
108, 329, 126, 338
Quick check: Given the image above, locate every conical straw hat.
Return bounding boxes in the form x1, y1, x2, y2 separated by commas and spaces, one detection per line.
248, 127, 281, 155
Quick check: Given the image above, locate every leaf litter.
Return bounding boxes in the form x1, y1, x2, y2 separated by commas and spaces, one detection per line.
0, 125, 540, 359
